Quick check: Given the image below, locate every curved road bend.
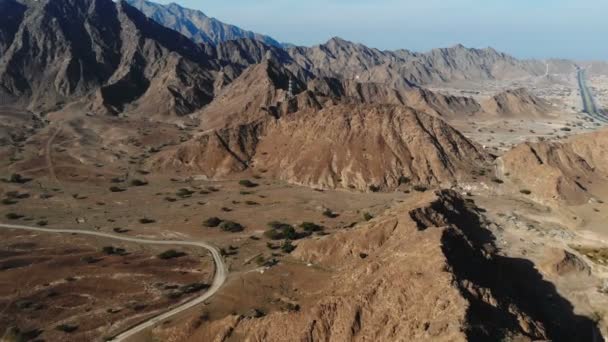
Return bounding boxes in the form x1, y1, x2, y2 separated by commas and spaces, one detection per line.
0, 223, 227, 342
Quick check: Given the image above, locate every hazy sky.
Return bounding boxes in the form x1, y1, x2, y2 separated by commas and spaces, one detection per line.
156, 0, 607, 60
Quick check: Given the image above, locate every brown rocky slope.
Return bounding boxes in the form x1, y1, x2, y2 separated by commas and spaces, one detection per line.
157, 190, 601, 342
498, 128, 608, 204
252, 104, 491, 190
0, 0, 217, 116
481, 88, 553, 117
150, 60, 494, 189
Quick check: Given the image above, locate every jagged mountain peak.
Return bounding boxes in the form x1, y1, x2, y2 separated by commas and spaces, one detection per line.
125, 0, 284, 47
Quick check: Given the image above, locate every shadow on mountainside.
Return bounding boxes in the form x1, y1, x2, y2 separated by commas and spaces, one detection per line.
412, 190, 604, 342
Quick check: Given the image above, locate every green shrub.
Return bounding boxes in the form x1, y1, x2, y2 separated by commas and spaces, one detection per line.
322, 209, 338, 218
368, 185, 381, 192
102, 246, 126, 255
413, 185, 428, 192
265, 222, 308, 240
220, 221, 245, 233
204, 217, 222, 228
239, 180, 259, 188
281, 240, 296, 253
264, 229, 285, 240
300, 222, 323, 232
130, 179, 149, 187
5, 173, 31, 184
363, 212, 374, 221
158, 249, 186, 260
176, 188, 195, 198
56, 324, 78, 333
5, 213, 24, 220
398, 176, 411, 185
181, 283, 210, 294
1, 198, 18, 205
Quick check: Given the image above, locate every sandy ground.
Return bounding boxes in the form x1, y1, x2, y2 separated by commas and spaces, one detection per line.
0, 229, 213, 342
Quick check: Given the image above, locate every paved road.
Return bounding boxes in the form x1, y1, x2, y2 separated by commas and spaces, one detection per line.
577, 69, 608, 123
0, 223, 227, 342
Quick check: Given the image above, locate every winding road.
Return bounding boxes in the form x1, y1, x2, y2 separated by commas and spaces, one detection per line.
0, 222, 227, 342
577, 68, 608, 123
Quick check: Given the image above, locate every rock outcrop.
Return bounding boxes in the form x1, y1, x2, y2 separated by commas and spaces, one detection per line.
482, 88, 553, 117
252, 104, 491, 190
498, 129, 608, 204
173, 191, 601, 342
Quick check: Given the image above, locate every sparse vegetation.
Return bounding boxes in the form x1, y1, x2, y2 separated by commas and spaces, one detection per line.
281, 240, 296, 253
204, 217, 222, 227
322, 209, 339, 218
220, 221, 245, 233
5, 213, 24, 220
109, 186, 126, 193
265, 222, 309, 240
56, 324, 78, 333
1, 198, 18, 205
398, 176, 411, 185
368, 185, 381, 192
492, 178, 504, 184
176, 188, 195, 198
520, 189, 532, 195
130, 179, 149, 187
300, 222, 323, 232
3, 173, 32, 184
102, 246, 126, 255
158, 249, 187, 260
413, 185, 428, 192
139, 218, 156, 224
363, 212, 374, 221
239, 180, 258, 188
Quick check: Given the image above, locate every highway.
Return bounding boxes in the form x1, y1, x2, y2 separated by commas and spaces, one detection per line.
577, 68, 608, 123
0, 223, 227, 342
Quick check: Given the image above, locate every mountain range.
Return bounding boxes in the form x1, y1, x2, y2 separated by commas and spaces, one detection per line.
0, 0, 566, 118
125, 0, 285, 48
